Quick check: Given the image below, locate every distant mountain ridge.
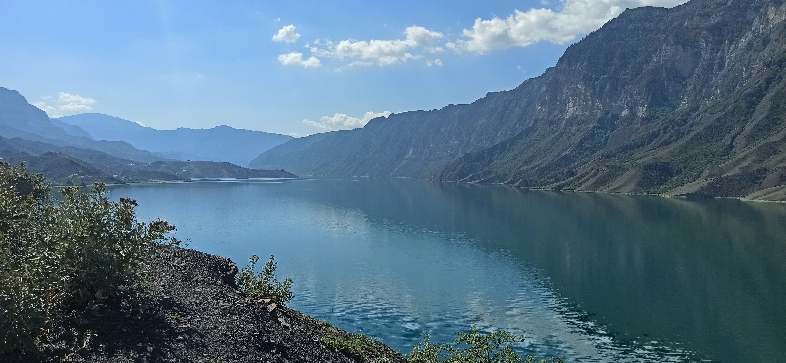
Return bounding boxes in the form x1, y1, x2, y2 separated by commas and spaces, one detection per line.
0, 87, 169, 163
0, 135, 295, 185
0, 88, 297, 183
251, 0, 786, 201
56, 113, 292, 167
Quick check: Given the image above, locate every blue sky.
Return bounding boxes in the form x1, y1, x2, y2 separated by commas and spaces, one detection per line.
0, 0, 687, 136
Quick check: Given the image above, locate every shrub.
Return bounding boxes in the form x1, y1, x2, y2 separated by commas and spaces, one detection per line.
0, 163, 50, 353
236, 254, 293, 305
408, 327, 564, 363
0, 162, 177, 354
321, 330, 377, 355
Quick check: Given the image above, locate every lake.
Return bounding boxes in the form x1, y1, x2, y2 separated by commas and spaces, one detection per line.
108, 178, 786, 362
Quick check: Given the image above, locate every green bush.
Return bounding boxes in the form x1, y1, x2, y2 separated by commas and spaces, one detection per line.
236, 254, 293, 305
408, 327, 564, 363
0, 162, 177, 354
321, 330, 377, 355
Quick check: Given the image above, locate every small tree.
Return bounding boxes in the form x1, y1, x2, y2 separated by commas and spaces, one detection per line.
408, 327, 564, 363
0, 162, 177, 354
236, 254, 294, 305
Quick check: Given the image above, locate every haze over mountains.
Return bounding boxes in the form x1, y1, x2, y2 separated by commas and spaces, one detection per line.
0, 87, 294, 183
56, 114, 292, 167
251, 0, 786, 200
0, 88, 169, 163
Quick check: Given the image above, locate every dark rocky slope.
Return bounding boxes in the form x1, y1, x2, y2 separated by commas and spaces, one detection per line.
251, 0, 786, 201
5, 247, 406, 363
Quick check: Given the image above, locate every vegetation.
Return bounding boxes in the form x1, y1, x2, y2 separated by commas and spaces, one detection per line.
235, 254, 294, 305
1, 161, 565, 362
0, 161, 178, 355
697, 168, 770, 197
408, 327, 564, 363
321, 330, 378, 355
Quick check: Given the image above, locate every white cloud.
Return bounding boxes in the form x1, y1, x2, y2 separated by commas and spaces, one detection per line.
58, 92, 96, 105
59, 103, 93, 113
427, 59, 443, 67
334, 39, 414, 66
303, 111, 392, 131
312, 26, 444, 66
456, 0, 689, 53
272, 24, 301, 43
34, 92, 97, 118
404, 26, 444, 49
278, 52, 321, 68
32, 102, 59, 116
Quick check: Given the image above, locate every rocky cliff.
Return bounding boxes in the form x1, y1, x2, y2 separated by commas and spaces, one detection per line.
251, 0, 786, 200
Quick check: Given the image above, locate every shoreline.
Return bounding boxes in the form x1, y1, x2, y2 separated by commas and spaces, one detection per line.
86, 175, 786, 204
53, 177, 302, 188
5, 246, 407, 363
474, 181, 786, 204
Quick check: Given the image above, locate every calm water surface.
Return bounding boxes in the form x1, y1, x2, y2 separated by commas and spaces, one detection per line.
108, 179, 786, 362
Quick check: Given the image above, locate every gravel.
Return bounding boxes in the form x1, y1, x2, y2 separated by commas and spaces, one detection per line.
8, 247, 408, 363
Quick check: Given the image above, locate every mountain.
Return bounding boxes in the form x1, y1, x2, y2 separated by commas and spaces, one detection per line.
0, 135, 142, 171
56, 113, 292, 167
250, 0, 786, 201
0, 135, 296, 185
0, 88, 297, 184
0, 87, 170, 163
141, 161, 296, 179
49, 118, 92, 138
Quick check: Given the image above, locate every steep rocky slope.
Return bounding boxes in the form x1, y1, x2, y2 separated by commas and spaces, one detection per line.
251, 0, 786, 200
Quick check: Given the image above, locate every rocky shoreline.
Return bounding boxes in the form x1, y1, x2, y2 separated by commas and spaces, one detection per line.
12, 247, 407, 363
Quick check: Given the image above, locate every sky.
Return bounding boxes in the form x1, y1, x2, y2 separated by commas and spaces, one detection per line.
0, 0, 688, 137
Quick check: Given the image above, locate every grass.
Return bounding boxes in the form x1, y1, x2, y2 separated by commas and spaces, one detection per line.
321, 330, 378, 355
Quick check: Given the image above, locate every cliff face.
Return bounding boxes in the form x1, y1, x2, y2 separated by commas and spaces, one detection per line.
249, 88, 539, 178
249, 80, 548, 178
440, 0, 786, 197
251, 0, 786, 200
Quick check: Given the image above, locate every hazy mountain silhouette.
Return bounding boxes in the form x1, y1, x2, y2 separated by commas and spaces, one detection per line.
0, 88, 296, 183
0, 87, 170, 163
56, 113, 292, 167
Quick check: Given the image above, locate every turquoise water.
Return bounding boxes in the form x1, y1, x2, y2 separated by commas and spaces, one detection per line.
108, 179, 786, 362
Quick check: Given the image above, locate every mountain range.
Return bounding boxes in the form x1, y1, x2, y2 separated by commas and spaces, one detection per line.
0, 88, 169, 163
0, 87, 295, 183
56, 114, 292, 167
4, 0, 785, 199
250, 0, 786, 201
